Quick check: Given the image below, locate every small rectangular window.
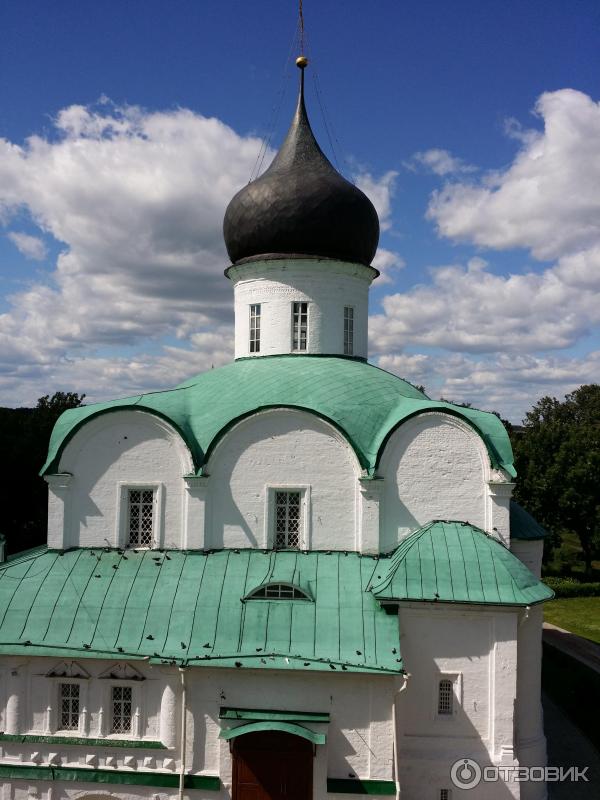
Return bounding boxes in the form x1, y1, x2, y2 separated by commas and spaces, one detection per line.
128, 489, 154, 548
438, 679, 454, 715
292, 302, 308, 351
249, 304, 261, 353
274, 490, 302, 549
440, 790, 451, 800
59, 683, 80, 731
111, 685, 133, 734
344, 306, 354, 355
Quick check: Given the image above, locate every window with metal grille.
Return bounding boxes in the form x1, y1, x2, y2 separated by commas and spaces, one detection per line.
292, 302, 308, 351
249, 304, 261, 353
127, 489, 154, 547
440, 790, 451, 800
274, 490, 302, 548
248, 583, 310, 600
438, 679, 454, 714
111, 685, 133, 734
344, 306, 354, 355
59, 683, 80, 731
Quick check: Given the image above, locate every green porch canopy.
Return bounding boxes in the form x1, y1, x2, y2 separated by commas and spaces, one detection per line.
40, 355, 515, 477
0, 547, 402, 674
369, 521, 554, 606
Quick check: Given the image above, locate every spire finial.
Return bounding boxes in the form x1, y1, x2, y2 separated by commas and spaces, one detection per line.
296, 1, 308, 90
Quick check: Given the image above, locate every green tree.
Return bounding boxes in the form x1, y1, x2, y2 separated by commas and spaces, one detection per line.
0, 391, 85, 556
512, 385, 600, 575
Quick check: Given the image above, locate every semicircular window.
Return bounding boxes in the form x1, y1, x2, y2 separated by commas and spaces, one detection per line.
247, 583, 311, 601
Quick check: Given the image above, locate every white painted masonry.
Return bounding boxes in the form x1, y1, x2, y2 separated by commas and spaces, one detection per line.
53, 410, 194, 550
379, 412, 491, 552
206, 409, 360, 550
227, 258, 377, 360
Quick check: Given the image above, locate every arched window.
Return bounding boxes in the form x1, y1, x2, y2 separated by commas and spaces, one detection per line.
246, 583, 311, 601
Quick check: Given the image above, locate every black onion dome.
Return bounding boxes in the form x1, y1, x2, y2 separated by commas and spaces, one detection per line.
223, 80, 380, 267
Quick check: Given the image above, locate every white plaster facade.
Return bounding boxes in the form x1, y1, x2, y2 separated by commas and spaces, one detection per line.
227, 259, 377, 360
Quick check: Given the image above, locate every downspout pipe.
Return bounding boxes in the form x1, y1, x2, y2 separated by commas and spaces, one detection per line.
179, 666, 188, 800
393, 673, 410, 800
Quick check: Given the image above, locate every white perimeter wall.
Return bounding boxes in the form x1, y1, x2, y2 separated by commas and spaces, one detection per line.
228, 258, 376, 359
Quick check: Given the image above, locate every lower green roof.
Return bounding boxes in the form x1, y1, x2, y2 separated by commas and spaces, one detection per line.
369, 521, 554, 606
0, 547, 402, 674
41, 356, 515, 477
510, 501, 549, 540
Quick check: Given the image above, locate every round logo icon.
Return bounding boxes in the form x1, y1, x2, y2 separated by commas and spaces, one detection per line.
451, 758, 482, 789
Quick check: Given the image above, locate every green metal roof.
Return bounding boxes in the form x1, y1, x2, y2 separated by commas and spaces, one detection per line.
369, 521, 554, 606
41, 356, 515, 477
0, 547, 402, 674
510, 501, 549, 540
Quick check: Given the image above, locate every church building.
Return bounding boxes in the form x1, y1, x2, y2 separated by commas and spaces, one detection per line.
0, 57, 552, 800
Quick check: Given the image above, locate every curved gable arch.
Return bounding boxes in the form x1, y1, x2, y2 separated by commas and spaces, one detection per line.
58, 408, 194, 476
379, 411, 492, 552
203, 404, 364, 475
205, 407, 361, 551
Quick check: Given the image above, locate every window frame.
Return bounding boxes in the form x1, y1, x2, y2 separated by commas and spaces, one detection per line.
116, 482, 164, 549
110, 684, 134, 736
264, 485, 311, 550
291, 301, 309, 352
343, 305, 354, 356
249, 303, 261, 354
56, 679, 84, 734
100, 679, 142, 739
434, 672, 462, 720
245, 582, 312, 601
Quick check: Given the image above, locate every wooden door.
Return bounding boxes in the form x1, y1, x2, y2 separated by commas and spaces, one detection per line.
233, 731, 313, 800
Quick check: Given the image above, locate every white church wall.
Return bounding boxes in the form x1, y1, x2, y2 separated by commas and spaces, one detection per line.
515, 605, 547, 800
0, 657, 396, 800
379, 412, 491, 552
510, 539, 544, 579
228, 258, 376, 360
206, 409, 360, 550
55, 410, 194, 550
395, 604, 520, 800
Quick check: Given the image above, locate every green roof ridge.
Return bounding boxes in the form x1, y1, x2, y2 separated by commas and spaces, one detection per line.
40, 357, 515, 478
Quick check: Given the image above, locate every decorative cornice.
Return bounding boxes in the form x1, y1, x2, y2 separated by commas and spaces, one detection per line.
44, 473, 73, 490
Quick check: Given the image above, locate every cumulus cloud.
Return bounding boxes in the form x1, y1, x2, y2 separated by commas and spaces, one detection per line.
6, 231, 47, 261
427, 89, 600, 262
409, 148, 476, 176
377, 350, 600, 421
370, 89, 600, 418
372, 248, 405, 284
0, 100, 265, 402
354, 170, 398, 231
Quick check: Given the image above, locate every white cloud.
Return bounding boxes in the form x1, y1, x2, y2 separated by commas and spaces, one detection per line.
377, 350, 600, 421
372, 248, 405, 284
6, 231, 47, 260
354, 170, 398, 231
427, 89, 600, 263
0, 100, 266, 401
410, 148, 476, 176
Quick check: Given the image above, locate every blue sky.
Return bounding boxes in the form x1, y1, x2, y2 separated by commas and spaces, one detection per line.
1, 0, 599, 419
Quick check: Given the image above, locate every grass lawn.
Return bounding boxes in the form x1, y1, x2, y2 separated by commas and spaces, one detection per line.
544, 597, 600, 643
